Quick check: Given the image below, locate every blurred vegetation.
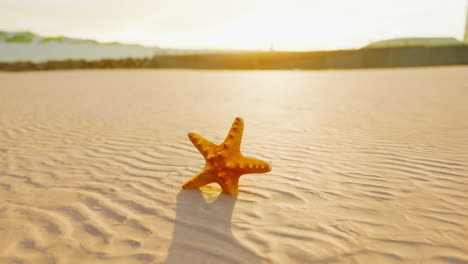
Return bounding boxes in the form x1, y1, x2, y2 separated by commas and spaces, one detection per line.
39, 37, 129, 46
4, 32, 34, 43
40, 36, 68, 43
1, 46, 468, 71
1, 30, 148, 47
39, 36, 100, 44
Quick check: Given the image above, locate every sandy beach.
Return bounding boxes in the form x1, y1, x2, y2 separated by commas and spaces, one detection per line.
0, 67, 467, 263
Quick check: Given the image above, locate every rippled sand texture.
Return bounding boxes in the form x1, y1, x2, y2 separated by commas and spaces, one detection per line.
1, 67, 468, 264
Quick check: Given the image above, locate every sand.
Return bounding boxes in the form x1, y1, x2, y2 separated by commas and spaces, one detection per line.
0, 67, 467, 264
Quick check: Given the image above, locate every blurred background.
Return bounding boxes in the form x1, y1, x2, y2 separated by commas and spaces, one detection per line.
1, 0, 467, 69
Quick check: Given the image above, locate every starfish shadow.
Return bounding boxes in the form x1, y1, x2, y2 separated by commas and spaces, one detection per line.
165, 189, 262, 264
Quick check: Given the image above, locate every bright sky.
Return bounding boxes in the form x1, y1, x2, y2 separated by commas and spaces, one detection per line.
1, 0, 467, 50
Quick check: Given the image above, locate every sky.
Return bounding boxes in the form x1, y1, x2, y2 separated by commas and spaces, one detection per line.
1, 0, 467, 50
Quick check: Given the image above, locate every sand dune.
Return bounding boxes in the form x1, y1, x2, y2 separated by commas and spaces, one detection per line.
0, 67, 467, 263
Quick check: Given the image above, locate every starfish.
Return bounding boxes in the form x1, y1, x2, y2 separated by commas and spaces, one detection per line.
182, 117, 272, 195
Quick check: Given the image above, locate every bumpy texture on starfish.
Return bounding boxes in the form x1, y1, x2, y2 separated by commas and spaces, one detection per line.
182, 117, 272, 195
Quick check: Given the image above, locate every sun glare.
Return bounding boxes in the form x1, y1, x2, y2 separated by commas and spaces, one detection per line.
216, 12, 314, 50
200, 7, 353, 51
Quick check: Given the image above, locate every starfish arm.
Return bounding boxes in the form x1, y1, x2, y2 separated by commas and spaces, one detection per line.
182, 168, 217, 189
239, 156, 272, 174
218, 172, 241, 195
188, 132, 217, 159
222, 117, 244, 153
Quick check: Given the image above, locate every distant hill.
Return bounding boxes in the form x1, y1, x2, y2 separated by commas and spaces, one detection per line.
0, 31, 162, 62
365, 37, 463, 48
0, 31, 239, 62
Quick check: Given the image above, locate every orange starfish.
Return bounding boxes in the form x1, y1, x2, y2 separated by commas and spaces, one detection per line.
182, 117, 272, 195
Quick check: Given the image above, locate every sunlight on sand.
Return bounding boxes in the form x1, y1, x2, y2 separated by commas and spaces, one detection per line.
0, 67, 467, 263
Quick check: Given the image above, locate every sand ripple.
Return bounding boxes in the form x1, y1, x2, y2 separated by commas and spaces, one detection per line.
0, 68, 467, 263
